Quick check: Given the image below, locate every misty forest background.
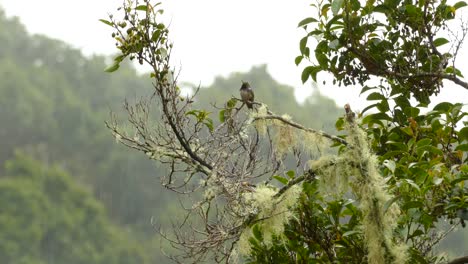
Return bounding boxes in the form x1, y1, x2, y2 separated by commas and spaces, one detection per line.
0, 7, 466, 263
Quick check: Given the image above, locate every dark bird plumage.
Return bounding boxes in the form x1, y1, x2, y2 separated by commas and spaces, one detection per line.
240, 81, 254, 109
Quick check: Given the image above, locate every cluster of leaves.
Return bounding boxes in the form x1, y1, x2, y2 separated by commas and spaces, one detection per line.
246, 0, 468, 263
297, 0, 467, 104
100, 0, 169, 73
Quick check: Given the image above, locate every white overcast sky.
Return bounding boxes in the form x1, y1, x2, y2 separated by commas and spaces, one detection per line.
0, 0, 466, 110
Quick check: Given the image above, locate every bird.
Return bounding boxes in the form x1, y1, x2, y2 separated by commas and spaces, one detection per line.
240, 81, 255, 109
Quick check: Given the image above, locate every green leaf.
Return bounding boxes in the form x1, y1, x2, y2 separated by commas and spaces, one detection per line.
273, 175, 288, 185
408, 229, 424, 239
298, 17, 318, 27
374, 5, 390, 14
219, 110, 226, 123
434, 102, 453, 112
331, 0, 344, 15
301, 66, 312, 83
445, 66, 464, 77
366, 92, 386, 101
252, 224, 263, 241
454, 1, 468, 9
416, 145, 444, 156
459, 127, 468, 142
99, 19, 113, 27
114, 54, 126, 62
405, 5, 419, 16
360, 85, 378, 95
104, 62, 120, 73
335, 117, 345, 131
342, 230, 361, 237
135, 5, 148, 11
301, 66, 320, 83
295, 55, 303, 66
401, 127, 413, 136
416, 138, 432, 147
387, 141, 409, 151
433, 38, 449, 47
451, 175, 468, 185
455, 144, 468, 151
299, 37, 308, 54
402, 200, 423, 210
227, 98, 237, 108
203, 119, 214, 132
151, 30, 161, 41
362, 113, 392, 123
286, 170, 295, 179
376, 100, 390, 112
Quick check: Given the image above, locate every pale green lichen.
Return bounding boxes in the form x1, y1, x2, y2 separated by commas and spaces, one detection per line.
252, 104, 269, 136
301, 130, 329, 157
274, 119, 297, 157
238, 184, 302, 255
309, 156, 351, 198
344, 122, 408, 264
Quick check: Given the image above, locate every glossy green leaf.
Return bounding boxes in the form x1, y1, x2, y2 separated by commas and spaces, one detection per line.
219, 110, 226, 123
135, 5, 148, 11
434, 102, 453, 112
361, 103, 378, 115
299, 37, 308, 54
252, 224, 263, 240
416, 138, 432, 147
454, 1, 468, 9
360, 85, 378, 95
301, 66, 320, 83
99, 19, 113, 27
433, 38, 449, 47
331, 0, 344, 15
459, 127, 468, 142
203, 119, 214, 132
227, 98, 237, 108
274, 175, 288, 185
295, 55, 303, 66
298, 17, 318, 27
366, 92, 386, 101
455, 144, 468, 151
335, 117, 345, 131
104, 62, 120, 73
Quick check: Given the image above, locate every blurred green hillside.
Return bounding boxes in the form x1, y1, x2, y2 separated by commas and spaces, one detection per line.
0, 8, 342, 263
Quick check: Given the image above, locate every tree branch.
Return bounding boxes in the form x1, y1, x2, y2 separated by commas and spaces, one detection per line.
252, 114, 349, 146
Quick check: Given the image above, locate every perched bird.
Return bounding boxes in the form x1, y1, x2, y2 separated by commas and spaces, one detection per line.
240, 81, 255, 109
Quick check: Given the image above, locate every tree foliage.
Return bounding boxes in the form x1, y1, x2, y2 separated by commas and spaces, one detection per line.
0, 153, 148, 264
